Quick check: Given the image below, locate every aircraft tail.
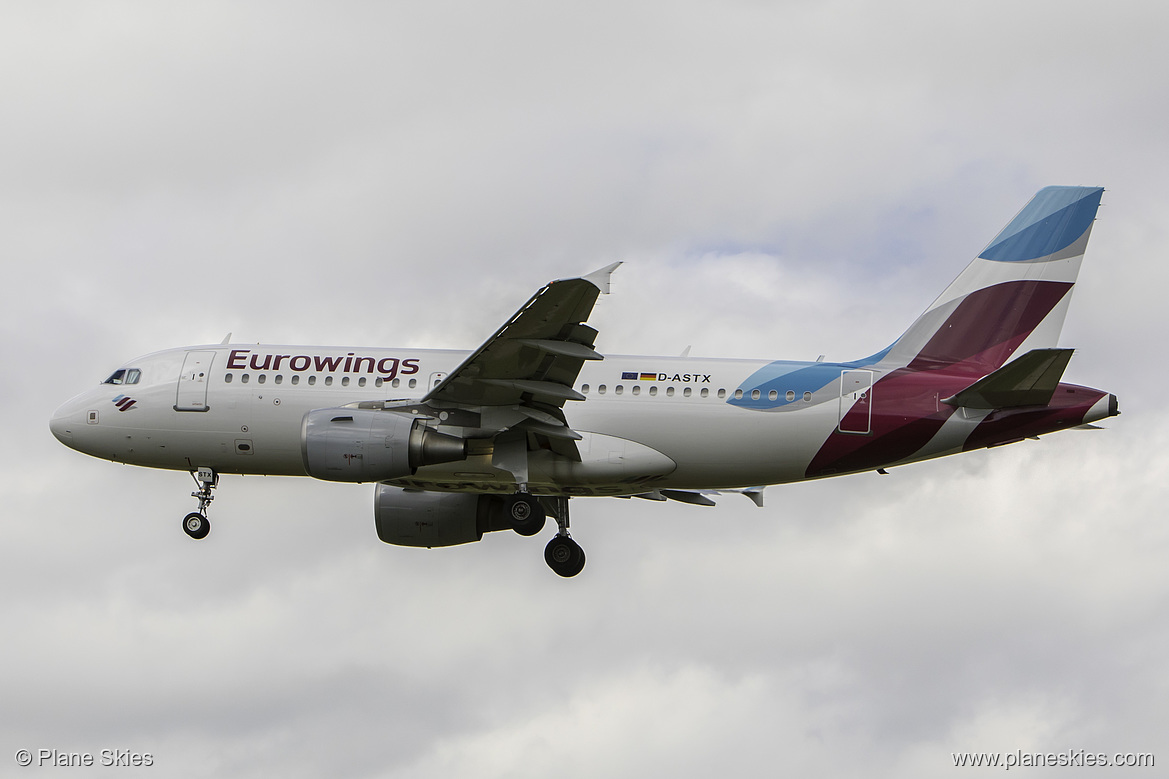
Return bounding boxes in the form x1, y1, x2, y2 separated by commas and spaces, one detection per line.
883, 186, 1104, 376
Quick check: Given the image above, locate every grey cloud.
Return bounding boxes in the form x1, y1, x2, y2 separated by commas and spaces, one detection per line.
3, 1, 1166, 777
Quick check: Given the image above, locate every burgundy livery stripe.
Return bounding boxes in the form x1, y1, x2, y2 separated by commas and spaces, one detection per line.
805, 279, 1076, 478
116, 398, 136, 411
805, 367, 962, 477
962, 387, 1107, 450
909, 280, 1073, 375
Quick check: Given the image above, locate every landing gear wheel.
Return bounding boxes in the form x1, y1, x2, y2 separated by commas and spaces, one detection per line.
183, 512, 210, 540
505, 494, 546, 536
184, 467, 217, 539
544, 536, 586, 577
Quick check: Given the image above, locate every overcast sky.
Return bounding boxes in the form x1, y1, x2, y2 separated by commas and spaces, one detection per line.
3, 2, 1167, 776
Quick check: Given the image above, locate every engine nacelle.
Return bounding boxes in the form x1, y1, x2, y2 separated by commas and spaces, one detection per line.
301, 408, 467, 482
374, 485, 503, 547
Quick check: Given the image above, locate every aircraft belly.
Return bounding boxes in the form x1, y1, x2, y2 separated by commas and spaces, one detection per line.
887, 406, 992, 466
566, 400, 836, 490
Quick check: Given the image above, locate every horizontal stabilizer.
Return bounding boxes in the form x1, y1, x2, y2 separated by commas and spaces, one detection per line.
943, 348, 1074, 409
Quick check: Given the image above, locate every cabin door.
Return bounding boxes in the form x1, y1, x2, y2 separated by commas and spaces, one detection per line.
176, 351, 215, 412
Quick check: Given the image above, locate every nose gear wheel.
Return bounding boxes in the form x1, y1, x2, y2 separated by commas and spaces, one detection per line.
183, 467, 217, 540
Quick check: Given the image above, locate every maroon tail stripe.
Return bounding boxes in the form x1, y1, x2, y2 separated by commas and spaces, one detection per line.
909, 280, 1073, 374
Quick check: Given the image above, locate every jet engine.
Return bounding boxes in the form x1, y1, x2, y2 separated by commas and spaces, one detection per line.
301, 408, 467, 482
374, 485, 507, 547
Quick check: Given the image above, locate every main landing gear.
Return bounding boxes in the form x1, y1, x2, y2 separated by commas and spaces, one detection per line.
527, 495, 585, 578
503, 492, 546, 536
545, 535, 585, 578
502, 491, 584, 577
183, 467, 217, 540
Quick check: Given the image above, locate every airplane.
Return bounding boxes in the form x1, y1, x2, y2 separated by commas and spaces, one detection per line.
50, 186, 1118, 577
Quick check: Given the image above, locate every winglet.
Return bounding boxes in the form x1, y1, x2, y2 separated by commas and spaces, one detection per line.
220, 333, 232, 345
581, 262, 622, 294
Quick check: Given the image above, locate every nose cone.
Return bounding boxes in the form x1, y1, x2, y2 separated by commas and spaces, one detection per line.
50, 393, 95, 449
49, 404, 76, 446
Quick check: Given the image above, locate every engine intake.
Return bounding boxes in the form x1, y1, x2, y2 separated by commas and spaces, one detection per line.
301, 408, 467, 482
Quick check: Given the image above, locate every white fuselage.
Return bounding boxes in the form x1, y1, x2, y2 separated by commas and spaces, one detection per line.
49, 344, 856, 495
49, 343, 1115, 498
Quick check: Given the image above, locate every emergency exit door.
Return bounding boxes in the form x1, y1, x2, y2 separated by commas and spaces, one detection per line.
838, 369, 873, 434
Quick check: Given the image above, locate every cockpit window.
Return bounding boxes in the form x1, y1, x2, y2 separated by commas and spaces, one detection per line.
103, 368, 141, 385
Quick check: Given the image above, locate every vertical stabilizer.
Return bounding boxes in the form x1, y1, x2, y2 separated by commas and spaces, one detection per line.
883, 186, 1103, 376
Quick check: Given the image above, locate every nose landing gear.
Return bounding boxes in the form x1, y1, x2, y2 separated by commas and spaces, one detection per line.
183, 467, 217, 540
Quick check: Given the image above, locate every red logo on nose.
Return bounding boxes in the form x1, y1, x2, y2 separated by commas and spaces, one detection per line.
112, 395, 137, 412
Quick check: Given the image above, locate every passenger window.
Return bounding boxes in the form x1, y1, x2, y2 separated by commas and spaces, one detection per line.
359, 377, 366, 387
409, 379, 417, 389
769, 390, 778, 400
257, 374, 266, 384
275, 375, 283, 385
598, 384, 607, 395
308, 376, 316, 386
291, 375, 300, 385
666, 387, 675, 397
342, 377, 350, 386
581, 384, 590, 394
325, 376, 333, 386
786, 390, 796, 402
375, 377, 383, 387
683, 387, 691, 397
751, 389, 760, 400
225, 373, 233, 384
734, 389, 744, 399
241, 374, 250, 384
717, 388, 726, 399
392, 378, 400, 388
615, 385, 624, 395
803, 391, 812, 402
700, 388, 709, 398
648, 386, 657, 396
632, 385, 641, 396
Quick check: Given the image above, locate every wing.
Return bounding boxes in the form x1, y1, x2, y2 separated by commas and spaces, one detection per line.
421, 262, 621, 462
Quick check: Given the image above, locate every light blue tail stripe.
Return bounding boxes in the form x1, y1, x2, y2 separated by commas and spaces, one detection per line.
979, 186, 1103, 263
